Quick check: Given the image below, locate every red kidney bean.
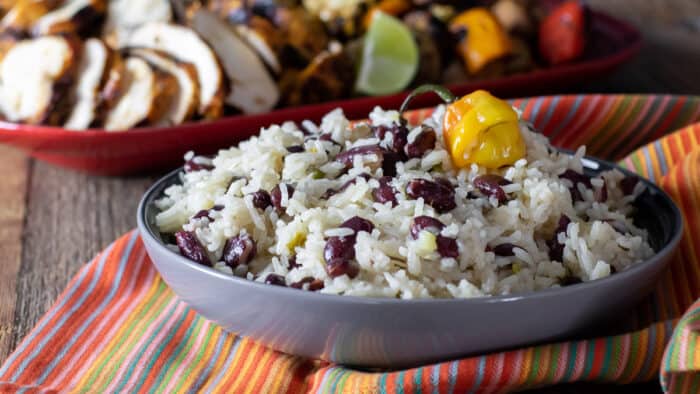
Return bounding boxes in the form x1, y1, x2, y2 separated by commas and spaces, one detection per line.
620, 176, 639, 195
372, 176, 398, 206
559, 170, 592, 202
335, 145, 384, 171
290, 277, 314, 289
286, 145, 305, 153
547, 215, 571, 262
175, 231, 211, 266
491, 243, 521, 257
341, 216, 375, 234
381, 150, 405, 177
436, 236, 459, 258
270, 183, 295, 213
191, 205, 224, 221
595, 180, 608, 202
223, 233, 256, 268
287, 255, 300, 270
184, 158, 213, 173
474, 174, 511, 204
322, 173, 370, 199
324, 235, 359, 278
319, 133, 334, 142
406, 178, 456, 213
264, 273, 286, 286
373, 124, 409, 153
251, 189, 272, 210
308, 278, 325, 291
410, 216, 445, 239
405, 126, 437, 159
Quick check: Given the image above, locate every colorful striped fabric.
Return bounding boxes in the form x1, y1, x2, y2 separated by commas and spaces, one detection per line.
1, 95, 700, 393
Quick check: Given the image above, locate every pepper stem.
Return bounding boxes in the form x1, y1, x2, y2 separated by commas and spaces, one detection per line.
400, 84, 457, 114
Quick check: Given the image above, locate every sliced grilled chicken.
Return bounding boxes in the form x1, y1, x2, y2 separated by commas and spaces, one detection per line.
233, 16, 281, 74
0, 0, 56, 37
103, 56, 156, 131
103, 0, 172, 47
192, 10, 278, 114
130, 48, 199, 125
125, 22, 224, 118
91, 49, 125, 126
33, 0, 107, 37
63, 38, 110, 130
0, 35, 80, 125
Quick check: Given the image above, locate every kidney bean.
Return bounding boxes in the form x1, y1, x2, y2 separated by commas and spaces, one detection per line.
287, 255, 300, 270
373, 124, 409, 153
436, 236, 459, 258
286, 145, 305, 153
335, 145, 384, 171
251, 189, 272, 210
290, 277, 314, 289
319, 133, 334, 142
270, 184, 295, 213
191, 205, 223, 221
184, 158, 214, 173
595, 180, 608, 202
547, 215, 571, 262
620, 176, 639, 195
410, 216, 445, 239
406, 178, 456, 213
559, 170, 592, 202
264, 273, 286, 286
308, 278, 325, 291
222, 233, 256, 268
491, 243, 520, 257
474, 174, 511, 204
324, 235, 359, 278
341, 216, 375, 234
381, 150, 405, 177
175, 231, 211, 266
322, 173, 370, 199
405, 126, 437, 159
372, 176, 398, 206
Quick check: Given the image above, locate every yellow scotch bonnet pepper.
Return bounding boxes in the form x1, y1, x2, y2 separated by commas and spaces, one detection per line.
400, 85, 526, 169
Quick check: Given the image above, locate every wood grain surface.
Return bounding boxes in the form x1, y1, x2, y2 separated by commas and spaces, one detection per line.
0, 1, 698, 392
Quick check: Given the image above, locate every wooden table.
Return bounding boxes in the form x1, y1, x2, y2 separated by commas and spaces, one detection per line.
1, 1, 699, 392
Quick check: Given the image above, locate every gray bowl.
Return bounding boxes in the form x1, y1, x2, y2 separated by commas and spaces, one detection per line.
137, 156, 682, 368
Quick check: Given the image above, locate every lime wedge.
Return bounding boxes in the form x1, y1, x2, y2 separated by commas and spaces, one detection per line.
355, 11, 419, 96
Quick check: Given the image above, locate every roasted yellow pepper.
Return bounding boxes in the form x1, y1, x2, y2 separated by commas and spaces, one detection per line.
450, 8, 512, 75
443, 90, 526, 169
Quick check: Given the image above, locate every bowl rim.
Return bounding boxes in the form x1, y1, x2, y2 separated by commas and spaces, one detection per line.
137, 154, 683, 307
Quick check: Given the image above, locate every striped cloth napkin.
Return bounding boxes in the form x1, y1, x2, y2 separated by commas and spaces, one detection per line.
1, 96, 699, 393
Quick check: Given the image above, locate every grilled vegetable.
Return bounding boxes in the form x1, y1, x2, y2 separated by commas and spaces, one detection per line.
539, 0, 587, 65
131, 48, 200, 125
125, 22, 225, 118
449, 7, 512, 75
192, 10, 278, 114
0, 35, 80, 125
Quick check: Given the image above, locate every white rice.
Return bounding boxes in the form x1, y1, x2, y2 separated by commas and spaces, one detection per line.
155, 105, 654, 299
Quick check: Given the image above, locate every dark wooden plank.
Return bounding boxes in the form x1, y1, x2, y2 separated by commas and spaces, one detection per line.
9, 160, 156, 353
0, 147, 29, 362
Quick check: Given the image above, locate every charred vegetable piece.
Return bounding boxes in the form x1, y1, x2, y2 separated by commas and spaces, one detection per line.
539, 0, 587, 65
449, 8, 512, 75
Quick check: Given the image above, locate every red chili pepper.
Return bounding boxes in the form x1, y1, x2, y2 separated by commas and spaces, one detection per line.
539, 1, 587, 65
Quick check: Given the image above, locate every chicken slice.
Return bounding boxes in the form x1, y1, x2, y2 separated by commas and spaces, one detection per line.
192, 10, 278, 114
103, 57, 155, 131
64, 38, 108, 130
125, 22, 224, 118
131, 48, 199, 125
0, 0, 56, 37
33, 0, 107, 37
233, 16, 282, 74
0, 35, 79, 125
103, 0, 172, 47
